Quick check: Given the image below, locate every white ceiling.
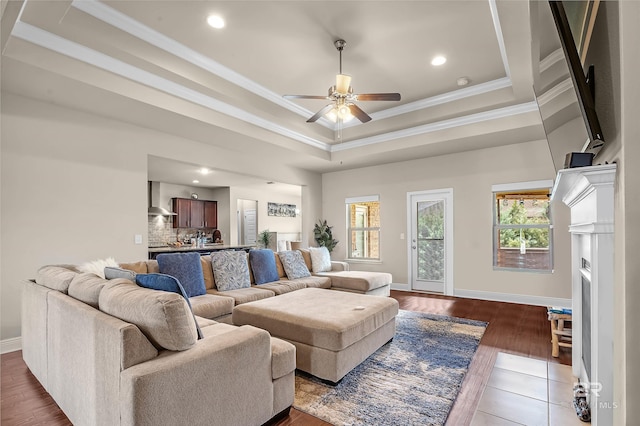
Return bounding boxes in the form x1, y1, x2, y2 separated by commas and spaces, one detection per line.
1, 0, 564, 189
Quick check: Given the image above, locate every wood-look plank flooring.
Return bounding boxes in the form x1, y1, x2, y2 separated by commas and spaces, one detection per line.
1, 290, 570, 426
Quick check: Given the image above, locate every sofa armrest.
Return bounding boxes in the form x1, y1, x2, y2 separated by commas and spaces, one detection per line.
331, 261, 350, 272
120, 325, 276, 426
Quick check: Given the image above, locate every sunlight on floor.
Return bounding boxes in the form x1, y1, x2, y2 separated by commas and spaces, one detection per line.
471, 352, 589, 425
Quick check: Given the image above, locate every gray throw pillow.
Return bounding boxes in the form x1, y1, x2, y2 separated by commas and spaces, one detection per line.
104, 266, 137, 281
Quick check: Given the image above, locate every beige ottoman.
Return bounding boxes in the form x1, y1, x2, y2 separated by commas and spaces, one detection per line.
232, 287, 398, 383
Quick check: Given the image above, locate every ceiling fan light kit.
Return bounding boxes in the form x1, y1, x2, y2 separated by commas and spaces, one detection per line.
283, 39, 401, 124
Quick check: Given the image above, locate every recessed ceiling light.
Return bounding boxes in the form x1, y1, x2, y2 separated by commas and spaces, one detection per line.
207, 15, 225, 29
192, 180, 200, 184
199, 167, 210, 175
431, 55, 447, 66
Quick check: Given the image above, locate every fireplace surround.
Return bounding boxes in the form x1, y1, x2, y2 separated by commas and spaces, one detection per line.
551, 163, 616, 426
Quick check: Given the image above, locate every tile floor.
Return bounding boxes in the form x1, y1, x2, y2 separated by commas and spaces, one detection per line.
471, 352, 588, 426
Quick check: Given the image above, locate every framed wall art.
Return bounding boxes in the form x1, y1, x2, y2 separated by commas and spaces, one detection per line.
268, 202, 297, 217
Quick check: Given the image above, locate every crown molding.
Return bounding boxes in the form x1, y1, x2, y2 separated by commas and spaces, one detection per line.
536, 77, 573, 106
489, 0, 511, 79
11, 21, 330, 151
540, 48, 566, 73
332, 101, 539, 152
70, 0, 327, 124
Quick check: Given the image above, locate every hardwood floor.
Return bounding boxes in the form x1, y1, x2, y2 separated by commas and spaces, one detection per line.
1, 290, 570, 426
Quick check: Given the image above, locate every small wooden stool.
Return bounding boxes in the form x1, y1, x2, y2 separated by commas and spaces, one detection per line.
548, 309, 572, 357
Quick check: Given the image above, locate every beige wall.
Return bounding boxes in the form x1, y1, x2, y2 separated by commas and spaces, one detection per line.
0, 93, 322, 341
229, 187, 302, 245
322, 139, 572, 301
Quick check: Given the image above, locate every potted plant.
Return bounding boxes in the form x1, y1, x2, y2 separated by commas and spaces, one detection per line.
258, 229, 271, 249
313, 220, 338, 252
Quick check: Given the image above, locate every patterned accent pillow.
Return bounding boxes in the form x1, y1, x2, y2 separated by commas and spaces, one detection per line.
249, 249, 279, 284
157, 252, 206, 297
135, 273, 203, 340
278, 250, 311, 280
211, 251, 251, 291
308, 246, 332, 273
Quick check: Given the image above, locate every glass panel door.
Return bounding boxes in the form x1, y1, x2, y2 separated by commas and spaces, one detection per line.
409, 189, 453, 293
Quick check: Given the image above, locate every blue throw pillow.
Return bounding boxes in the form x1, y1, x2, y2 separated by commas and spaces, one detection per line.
136, 273, 203, 340
249, 249, 279, 285
156, 252, 206, 297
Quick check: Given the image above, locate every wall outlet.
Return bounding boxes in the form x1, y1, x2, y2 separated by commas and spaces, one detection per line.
400, 233, 405, 240
134, 234, 143, 244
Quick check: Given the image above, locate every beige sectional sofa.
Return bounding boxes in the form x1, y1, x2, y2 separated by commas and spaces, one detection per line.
22, 265, 295, 426
21, 248, 392, 425
120, 249, 390, 312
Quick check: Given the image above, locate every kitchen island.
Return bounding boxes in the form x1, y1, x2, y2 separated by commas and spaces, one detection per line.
148, 243, 255, 259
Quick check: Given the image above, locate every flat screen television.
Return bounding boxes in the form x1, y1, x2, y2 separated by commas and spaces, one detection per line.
533, 1, 605, 172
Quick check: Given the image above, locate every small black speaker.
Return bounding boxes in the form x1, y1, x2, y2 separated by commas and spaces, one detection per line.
564, 152, 594, 168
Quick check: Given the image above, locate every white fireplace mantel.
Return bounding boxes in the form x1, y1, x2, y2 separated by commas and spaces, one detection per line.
551, 163, 616, 426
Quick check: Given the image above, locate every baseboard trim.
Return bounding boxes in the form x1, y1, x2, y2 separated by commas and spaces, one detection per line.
1, 337, 22, 354
390, 282, 411, 291
454, 289, 571, 308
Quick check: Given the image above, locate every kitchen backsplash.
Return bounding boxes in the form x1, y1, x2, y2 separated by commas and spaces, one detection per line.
148, 216, 177, 245
148, 217, 216, 246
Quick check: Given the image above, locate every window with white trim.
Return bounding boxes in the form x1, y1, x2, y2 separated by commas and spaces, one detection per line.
346, 195, 380, 260
492, 181, 553, 272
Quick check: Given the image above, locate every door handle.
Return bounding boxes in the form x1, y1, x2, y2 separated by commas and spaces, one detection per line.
412, 246, 416, 249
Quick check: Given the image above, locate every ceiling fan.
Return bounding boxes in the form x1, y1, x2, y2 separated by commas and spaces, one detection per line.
283, 39, 401, 124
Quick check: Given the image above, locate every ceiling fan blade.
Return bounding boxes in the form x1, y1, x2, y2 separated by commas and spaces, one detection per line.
283, 94, 330, 100
355, 93, 401, 101
348, 104, 372, 123
307, 104, 336, 123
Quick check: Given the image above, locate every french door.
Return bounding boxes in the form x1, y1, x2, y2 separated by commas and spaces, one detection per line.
408, 189, 453, 294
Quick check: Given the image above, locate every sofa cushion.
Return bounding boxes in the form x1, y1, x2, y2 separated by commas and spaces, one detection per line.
136, 273, 203, 339
189, 294, 234, 319
200, 256, 215, 290
318, 270, 392, 292
36, 265, 78, 293
119, 261, 148, 274
211, 251, 251, 291
275, 254, 286, 278
249, 249, 280, 284
308, 246, 332, 273
285, 275, 331, 289
278, 250, 311, 280
156, 252, 206, 297
298, 248, 313, 271
104, 266, 137, 281
146, 260, 160, 273
254, 280, 307, 295
67, 272, 111, 308
99, 280, 198, 351
206, 287, 275, 305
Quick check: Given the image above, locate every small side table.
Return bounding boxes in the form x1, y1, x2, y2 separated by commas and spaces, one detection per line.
548, 309, 572, 357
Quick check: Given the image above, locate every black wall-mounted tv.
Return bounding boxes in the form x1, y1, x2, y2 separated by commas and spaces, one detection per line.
534, 1, 605, 172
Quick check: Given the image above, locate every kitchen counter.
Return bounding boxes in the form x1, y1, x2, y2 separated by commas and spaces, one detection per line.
148, 244, 255, 259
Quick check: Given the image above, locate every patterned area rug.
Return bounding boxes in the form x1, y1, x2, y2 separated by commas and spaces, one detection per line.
293, 310, 487, 426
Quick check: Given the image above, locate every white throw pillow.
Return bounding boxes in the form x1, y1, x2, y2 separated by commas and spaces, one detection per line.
309, 246, 332, 273
78, 257, 119, 279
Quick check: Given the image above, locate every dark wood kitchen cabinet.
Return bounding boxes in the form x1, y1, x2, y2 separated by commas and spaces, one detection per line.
204, 201, 217, 228
172, 198, 217, 229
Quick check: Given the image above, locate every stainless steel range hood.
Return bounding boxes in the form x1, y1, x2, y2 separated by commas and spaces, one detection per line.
148, 181, 176, 216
